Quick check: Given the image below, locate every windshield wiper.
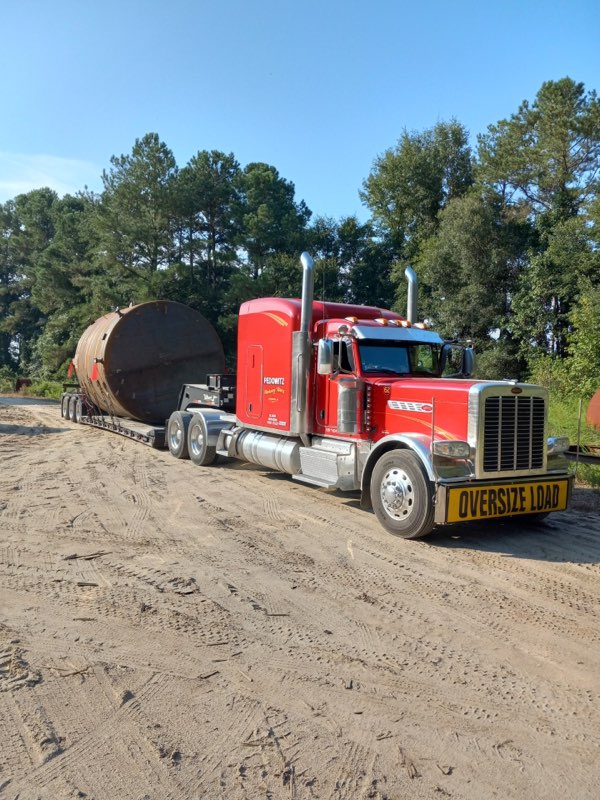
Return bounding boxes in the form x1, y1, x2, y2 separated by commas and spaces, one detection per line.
365, 368, 407, 375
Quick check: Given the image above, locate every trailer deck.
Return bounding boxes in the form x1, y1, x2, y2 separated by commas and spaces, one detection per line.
567, 444, 600, 466
79, 414, 166, 448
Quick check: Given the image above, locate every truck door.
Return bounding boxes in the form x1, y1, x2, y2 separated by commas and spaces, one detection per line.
313, 339, 354, 433
245, 344, 263, 419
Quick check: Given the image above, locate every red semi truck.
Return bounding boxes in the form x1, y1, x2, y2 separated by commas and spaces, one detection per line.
164, 253, 572, 538
63, 252, 572, 538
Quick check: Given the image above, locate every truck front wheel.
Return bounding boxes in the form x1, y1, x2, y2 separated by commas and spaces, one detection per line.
370, 450, 435, 539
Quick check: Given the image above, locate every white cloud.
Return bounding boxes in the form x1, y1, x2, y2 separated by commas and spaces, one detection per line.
0, 152, 103, 203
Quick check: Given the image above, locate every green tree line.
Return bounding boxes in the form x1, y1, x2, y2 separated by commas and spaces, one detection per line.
1, 77, 599, 396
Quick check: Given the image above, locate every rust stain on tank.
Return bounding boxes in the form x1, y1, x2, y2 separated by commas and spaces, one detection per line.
73, 301, 224, 423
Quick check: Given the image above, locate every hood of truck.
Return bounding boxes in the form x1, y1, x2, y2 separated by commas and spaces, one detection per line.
366, 376, 479, 442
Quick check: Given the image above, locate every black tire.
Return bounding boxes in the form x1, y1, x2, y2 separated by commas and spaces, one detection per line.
167, 411, 192, 459
75, 397, 84, 423
370, 450, 435, 539
188, 415, 217, 466
60, 394, 71, 419
69, 396, 79, 423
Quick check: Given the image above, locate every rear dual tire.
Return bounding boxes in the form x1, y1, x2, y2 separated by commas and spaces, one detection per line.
74, 398, 83, 423
167, 411, 192, 459
60, 394, 71, 419
61, 394, 83, 424
188, 416, 217, 466
69, 398, 80, 423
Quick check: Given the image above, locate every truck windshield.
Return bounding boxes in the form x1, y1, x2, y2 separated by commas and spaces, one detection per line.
358, 340, 441, 377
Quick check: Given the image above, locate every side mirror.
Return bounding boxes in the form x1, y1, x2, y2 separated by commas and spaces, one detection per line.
441, 343, 475, 378
317, 339, 335, 375
462, 346, 475, 378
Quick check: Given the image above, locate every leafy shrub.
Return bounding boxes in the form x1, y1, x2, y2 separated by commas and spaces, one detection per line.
0, 366, 16, 393
548, 393, 600, 488
529, 355, 572, 395
474, 344, 526, 381
566, 285, 600, 399
528, 285, 600, 400
22, 380, 63, 400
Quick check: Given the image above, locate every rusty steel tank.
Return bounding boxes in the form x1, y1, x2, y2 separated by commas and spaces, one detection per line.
73, 301, 225, 424
588, 389, 600, 430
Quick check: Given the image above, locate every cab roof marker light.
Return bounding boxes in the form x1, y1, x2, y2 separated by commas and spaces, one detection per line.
345, 316, 358, 323
413, 322, 428, 329
375, 317, 389, 325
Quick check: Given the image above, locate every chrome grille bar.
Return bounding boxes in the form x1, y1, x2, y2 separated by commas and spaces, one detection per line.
483, 395, 545, 473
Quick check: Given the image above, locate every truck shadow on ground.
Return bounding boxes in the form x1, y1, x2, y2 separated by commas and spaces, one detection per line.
216, 469, 600, 565
0, 423, 67, 436
427, 513, 600, 565
0, 397, 58, 407
339, 487, 600, 565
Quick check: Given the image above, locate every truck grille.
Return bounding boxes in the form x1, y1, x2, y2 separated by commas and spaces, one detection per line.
482, 395, 545, 473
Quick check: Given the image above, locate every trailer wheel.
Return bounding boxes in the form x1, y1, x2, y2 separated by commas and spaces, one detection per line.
69, 397, 79, 423
370, 450, 435, 539
74, 398, 84, 423
60, 394, 71, 419
188, 416, 217, 466
167, 411, 192, 459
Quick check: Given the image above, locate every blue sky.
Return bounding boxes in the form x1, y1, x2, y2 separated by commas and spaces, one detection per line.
1, 0, 598, 220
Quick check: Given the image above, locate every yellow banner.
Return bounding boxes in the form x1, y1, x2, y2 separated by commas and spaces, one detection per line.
446, 479, 569, 523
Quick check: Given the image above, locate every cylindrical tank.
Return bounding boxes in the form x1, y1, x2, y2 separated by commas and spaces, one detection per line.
232, 428, 301, 474
588, 389, 600, 430
73, 301, 225, 424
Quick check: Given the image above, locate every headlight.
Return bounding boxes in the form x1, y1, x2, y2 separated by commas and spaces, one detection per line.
547, 436, 570, 454
433, 440, 471, 458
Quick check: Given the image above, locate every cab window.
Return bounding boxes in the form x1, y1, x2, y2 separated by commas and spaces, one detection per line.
408, 344, 438, 375
333, 339, 355, 372
359, 342, 410, 374
358, 340, 440, 376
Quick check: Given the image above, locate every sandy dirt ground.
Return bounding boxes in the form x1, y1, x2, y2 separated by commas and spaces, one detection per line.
1, 396, 600, 800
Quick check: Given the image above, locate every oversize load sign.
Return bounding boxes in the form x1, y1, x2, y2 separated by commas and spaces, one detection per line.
446, 479, 569, 523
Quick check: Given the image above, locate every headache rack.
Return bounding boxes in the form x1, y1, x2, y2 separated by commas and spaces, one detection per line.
177, 374, 237, 413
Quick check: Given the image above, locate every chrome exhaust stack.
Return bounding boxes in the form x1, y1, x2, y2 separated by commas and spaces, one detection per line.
405, 266, 417, 323
300, 251, 315, 336
290, 252, 315, 442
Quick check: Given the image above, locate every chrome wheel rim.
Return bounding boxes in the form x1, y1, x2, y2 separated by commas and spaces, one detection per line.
169, 421, 183, 451
380, 466, 414, 520
190, 423, 204, 458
